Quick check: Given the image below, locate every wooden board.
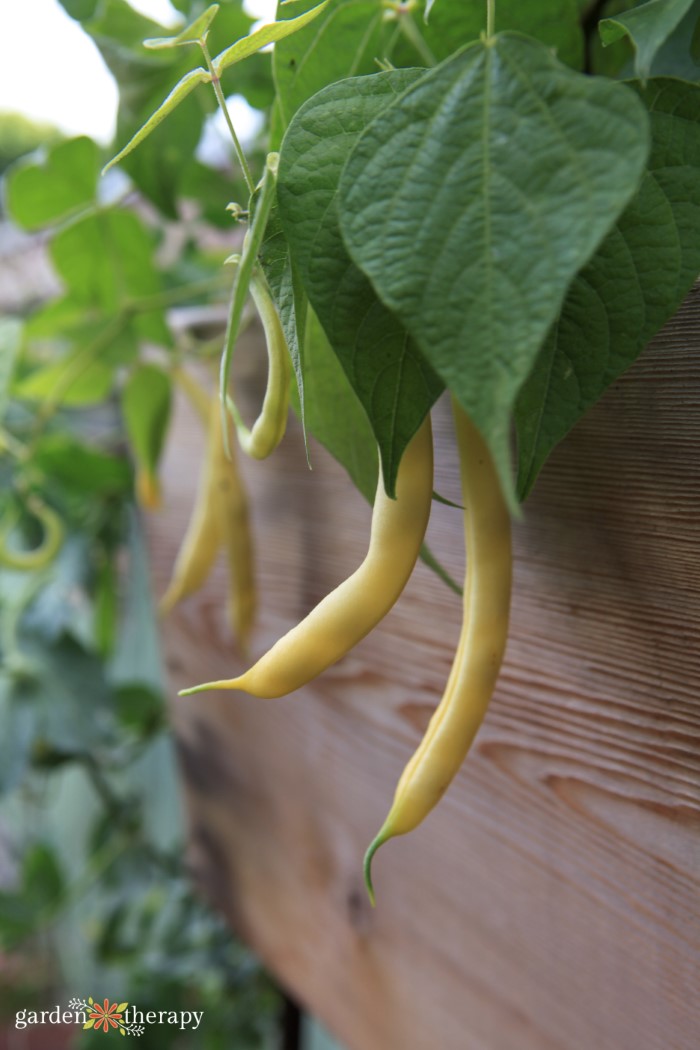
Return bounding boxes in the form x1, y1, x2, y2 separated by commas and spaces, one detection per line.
148, 289, 700, 1050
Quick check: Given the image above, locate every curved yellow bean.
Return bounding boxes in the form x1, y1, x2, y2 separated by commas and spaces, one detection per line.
180, 415, 434, 698
227, 271, 290, 460
0, 495, 64, 571
363, 399, 512, 904
214, 421, 256, 652
160, 394, 256, 649
159, 401, 224, 614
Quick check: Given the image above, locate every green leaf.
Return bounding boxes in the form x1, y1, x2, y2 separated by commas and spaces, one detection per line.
515, 77, 700, 498
107, 509, 164, 699
144, 5, 217, 48
103, 67, 211, 174
5, 137, 99, 231
273, 0, 393, 127
23, 843, 65, 907
121, 364, 172, 481
78, 0, 207, 216
0, 318, 22, 421
259, 206, 308, 435
398, 0, 584, 70
646, 0, 700, 79
0, 675, 37, 795
300, 310, 377, 501
600, 0, 695, 80
278, 69, 442, 496
33, 434, 132, 496
50, 210, 171, 347
14, 353, 114, 406
339, 33, 650, 507
213, 0, 332, 77
59, 0, 99, 18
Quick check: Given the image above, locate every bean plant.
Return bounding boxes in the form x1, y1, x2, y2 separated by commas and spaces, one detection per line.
1, 0, 699, 971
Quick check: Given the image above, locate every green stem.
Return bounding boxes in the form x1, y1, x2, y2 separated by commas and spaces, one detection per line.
200, 41, 255, 196
399, 12, 437, 66
125, 275, 227, 316
486, 0, 495, 38
0, 426, 29, 462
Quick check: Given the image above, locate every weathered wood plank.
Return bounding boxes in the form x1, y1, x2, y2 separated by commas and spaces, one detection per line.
149, 290, 700, 1050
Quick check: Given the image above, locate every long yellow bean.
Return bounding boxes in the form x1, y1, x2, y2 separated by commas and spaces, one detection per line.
180, 415, 434, 698
363, 399, 512, 904
159, 402, 223, 614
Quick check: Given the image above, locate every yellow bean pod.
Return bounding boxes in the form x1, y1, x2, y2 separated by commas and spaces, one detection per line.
0, 495, 64, 571
363, 399, 512, 904
180, 415, 434, 699
159, 403, 223, 614
214, 426, 256, 652
160, 392, 256, 648
227, 272, 290, 460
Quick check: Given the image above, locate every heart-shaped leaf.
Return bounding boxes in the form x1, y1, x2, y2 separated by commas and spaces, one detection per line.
339, 33, 650, 505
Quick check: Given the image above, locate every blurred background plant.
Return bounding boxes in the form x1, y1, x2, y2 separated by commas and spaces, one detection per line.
0, 0, 286, 1046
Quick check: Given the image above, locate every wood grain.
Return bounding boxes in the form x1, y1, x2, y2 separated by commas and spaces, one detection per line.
148, 291, 700, 1050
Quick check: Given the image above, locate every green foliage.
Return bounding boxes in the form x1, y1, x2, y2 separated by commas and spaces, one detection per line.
0, 111, 62, 175
121, 365, 172, 493
335, 35, 650, 505
3, 0, 700, 1032
5, 137, 99, 231
515, 77, 700, 497
277, 69, 442, 496
600, 0, 695, 80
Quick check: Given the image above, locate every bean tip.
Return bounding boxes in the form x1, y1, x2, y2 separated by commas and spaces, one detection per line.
363, 828, 389, 907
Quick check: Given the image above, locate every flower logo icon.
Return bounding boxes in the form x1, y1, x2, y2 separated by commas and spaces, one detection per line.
84, 998, 128, 1034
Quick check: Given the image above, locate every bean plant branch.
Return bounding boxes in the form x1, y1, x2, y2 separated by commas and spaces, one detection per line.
200, 39, 256, 197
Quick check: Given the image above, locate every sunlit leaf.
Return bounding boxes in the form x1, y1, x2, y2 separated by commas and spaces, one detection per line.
102, 67, 211, 174
144, 5, 217, 48
213, 0, 332, 76
5, 137, 99, 231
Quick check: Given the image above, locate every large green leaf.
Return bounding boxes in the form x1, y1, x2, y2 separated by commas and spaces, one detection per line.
5, 137, 99, 232
515, 77, 700, 498
600, 0, 695, 80
277, 68, 442, 496
339, 33, 650, 506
